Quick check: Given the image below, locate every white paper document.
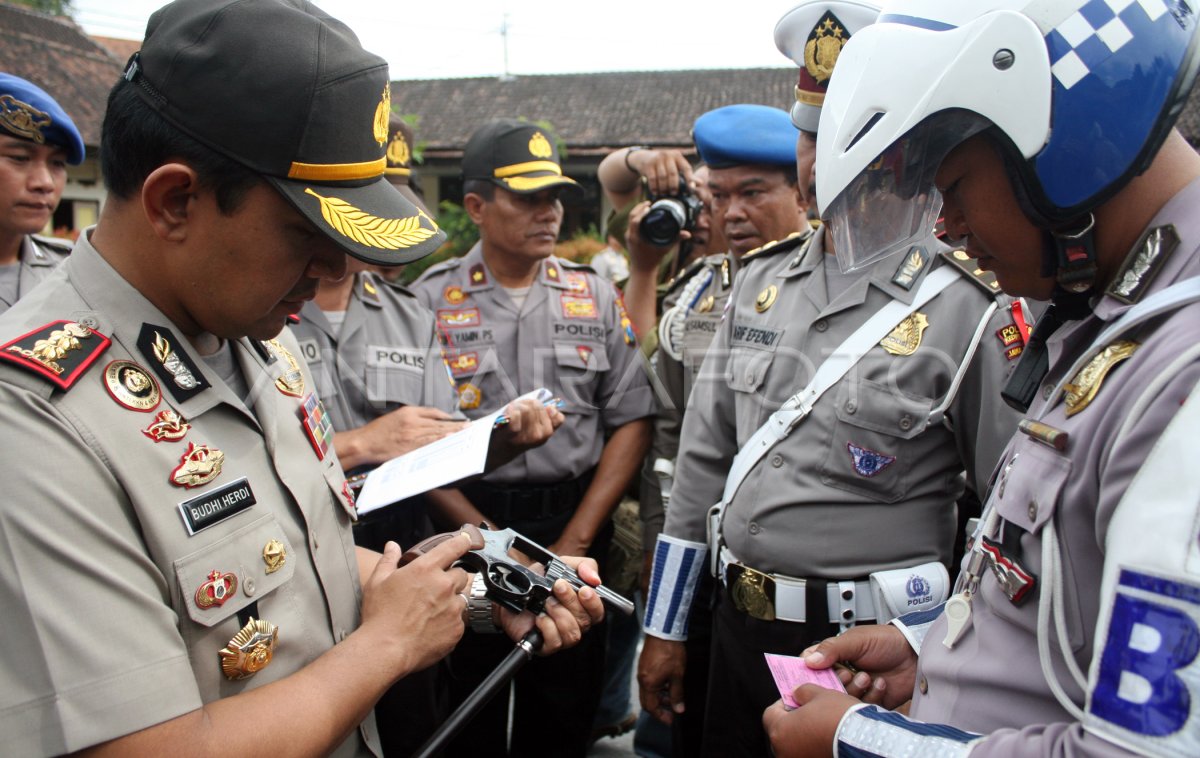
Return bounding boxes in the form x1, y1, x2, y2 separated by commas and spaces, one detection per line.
355, 388, 553, 515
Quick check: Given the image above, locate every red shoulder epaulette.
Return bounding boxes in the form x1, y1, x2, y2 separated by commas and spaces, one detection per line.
0, 320, 111, 389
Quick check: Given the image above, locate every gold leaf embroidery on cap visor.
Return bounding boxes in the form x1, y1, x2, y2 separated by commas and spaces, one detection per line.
304, 188, 439, 250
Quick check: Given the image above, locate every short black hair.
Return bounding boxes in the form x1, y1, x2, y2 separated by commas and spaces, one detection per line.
462, 178, 495, 201
100, 80, 259, 214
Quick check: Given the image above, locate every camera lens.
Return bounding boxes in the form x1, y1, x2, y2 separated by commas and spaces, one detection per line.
641, 198, 686, 246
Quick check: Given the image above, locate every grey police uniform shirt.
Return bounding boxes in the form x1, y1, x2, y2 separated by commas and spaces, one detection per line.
0, 234, 377, 757
290, 271, 459, 436
0, 234, 72, 315
898, 178, 1200, 756
664, 226, 1024, 579
641, 251, 738, 547
410, 242, 656, 485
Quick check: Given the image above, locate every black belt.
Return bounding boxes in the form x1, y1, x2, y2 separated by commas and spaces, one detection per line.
462, 469, 595, 522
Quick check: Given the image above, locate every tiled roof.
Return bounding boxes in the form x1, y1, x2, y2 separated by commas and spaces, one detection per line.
0, 2, 123, 149
395, 67, 1200, 158
93, 35, 141, 66
392, 68, 799, 156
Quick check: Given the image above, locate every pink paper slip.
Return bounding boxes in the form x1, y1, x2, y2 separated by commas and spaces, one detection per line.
764, 652, 846, 708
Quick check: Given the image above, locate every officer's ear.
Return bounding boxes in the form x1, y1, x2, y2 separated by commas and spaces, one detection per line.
463, 192, 487, 225
142, 162, 201, 243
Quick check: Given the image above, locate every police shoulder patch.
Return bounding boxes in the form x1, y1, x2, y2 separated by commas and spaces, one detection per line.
940, 249, 1002, 297
740, 229, 812, 263
0, 320, 111, 390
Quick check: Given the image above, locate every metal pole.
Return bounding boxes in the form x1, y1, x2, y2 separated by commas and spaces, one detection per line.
411, 630, 543, 758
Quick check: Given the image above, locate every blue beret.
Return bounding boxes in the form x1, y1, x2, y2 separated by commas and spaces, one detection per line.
693, 105, 798, 169
0, 73, 85, 165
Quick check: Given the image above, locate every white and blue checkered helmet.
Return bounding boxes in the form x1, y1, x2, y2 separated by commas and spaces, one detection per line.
815, 0, 1200, 272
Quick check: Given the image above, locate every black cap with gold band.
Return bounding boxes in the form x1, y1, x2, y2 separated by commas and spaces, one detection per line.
462, 119, 582, 197
124, 0, 445, 266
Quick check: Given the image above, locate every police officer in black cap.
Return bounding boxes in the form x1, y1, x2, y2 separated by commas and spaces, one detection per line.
0, 72, 84, 315
0, 2, 603, 755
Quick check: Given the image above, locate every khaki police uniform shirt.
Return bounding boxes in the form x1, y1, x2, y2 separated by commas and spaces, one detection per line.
664, 227, 1024, 578
0, 235, 376, 756
291, 271, 459, 435
908, 179, 1200, 756
410, 243, 656, 485
641, 251, 738, 547
0, 234, 72, 315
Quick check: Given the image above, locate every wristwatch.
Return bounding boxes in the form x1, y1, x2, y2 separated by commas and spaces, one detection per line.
466, 573, 501, 634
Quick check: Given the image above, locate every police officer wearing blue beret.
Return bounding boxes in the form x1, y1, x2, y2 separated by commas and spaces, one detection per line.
0, 72, 84, 315
635, 103, 810, 757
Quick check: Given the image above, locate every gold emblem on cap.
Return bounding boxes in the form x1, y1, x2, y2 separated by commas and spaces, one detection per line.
170, 441, 225, 489
387, 129, 411, 167
266, 339, 305, 397
7, 321, 92, 375
373, 83, 391, 147
804, 13, 849, 88
528, 131, 553, 159
880, 313, 929, 356
458, 382, 482, 410
755, 285, 778, 313
304, 188, 439, 251
104, 360, 161, 411
0, 93, 51, 144
219, 617, 278, 680
1062, 340, 1138, 417
263, 539, 287, 574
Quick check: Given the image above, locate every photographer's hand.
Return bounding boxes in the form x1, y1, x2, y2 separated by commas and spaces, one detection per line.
627, 148, 694, 197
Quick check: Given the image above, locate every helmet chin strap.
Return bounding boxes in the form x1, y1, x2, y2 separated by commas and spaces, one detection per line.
1049, 213, 1099, 311
1001, 214, 1098, 412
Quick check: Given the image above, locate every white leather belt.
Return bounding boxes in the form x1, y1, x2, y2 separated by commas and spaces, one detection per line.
719, 546, 876, 625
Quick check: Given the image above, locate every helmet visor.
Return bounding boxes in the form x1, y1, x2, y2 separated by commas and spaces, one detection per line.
825, 110, 989, 272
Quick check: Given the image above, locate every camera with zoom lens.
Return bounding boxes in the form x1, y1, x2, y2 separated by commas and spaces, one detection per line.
640, 179, 703, 247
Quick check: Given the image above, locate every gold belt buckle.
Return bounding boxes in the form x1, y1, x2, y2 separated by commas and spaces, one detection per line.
730, 564, 776, 621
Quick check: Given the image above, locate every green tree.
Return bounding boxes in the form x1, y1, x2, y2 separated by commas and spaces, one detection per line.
12, 0, 74, 16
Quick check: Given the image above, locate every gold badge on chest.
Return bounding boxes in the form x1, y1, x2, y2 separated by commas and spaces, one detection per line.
103, 360, 161, 411
266, 339, 305, 397
696, 295, 715, 313
880, 313, 929, 356
219, 617, 279, 680
1062, 340, 1139, 417
170, 441, 225, 489
263, 539, 287, 574
755, 285, 778, 313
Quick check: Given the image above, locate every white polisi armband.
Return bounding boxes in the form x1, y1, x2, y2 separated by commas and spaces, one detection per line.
643, 533, 707, 641
836, 704, 982, 758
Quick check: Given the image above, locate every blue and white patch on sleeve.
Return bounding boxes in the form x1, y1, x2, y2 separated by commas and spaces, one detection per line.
836, 704, 981, 758
891, 602, 946, 653
1086, 568, 1200, 757
643, 534, 707, 641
